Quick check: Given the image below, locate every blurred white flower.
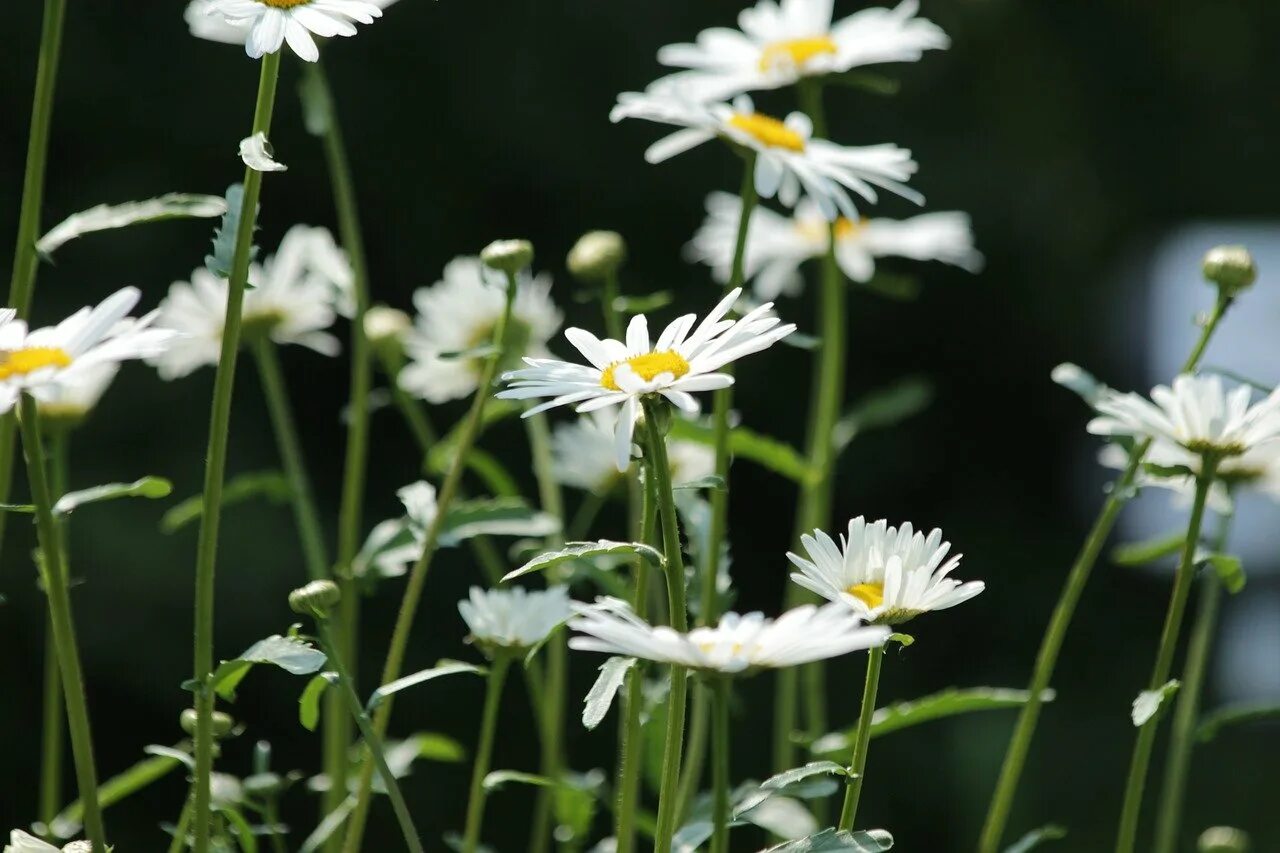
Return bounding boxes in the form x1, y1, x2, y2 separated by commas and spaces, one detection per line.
199, 0, 385, 62
551, 410, 715, 493
688, 193, 982, 300
459, 585, 573, 653
3, 831, 91, 853
1099, 433, 1280, 514
363, 305, 412, 345
788, 517, 983, 625
353, 481, 438, 580
34, 363, 119, 424
239, 132, 287, 173
611, 91, 920, 221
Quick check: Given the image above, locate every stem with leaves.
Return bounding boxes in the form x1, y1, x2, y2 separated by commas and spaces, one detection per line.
838, 645, 885, 830
462, 655, 512, 853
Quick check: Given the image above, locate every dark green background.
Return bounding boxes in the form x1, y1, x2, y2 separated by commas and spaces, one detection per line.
2, 1, 1278, 850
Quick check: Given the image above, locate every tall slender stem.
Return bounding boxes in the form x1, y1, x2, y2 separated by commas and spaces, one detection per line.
709, 678, 732, 853
342, 269, 520, 852
462, 655, 511, 853
18, 400, 104, 848
1153, 509, 1234, 853
38, 427, 70, 834
191, 50, 282, 853
838, 645, 885, 830
600, 269, 625, 342
168, 797, 194, 853
978, 293, 1231, 852
252, 338, 329, 580
1115, 458, 1218, 853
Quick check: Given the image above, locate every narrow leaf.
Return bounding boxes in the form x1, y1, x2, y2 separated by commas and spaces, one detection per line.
504, 540, 664, 582
54, 476, 172, 516
583, 657, 636, 730
830, 70, 901, 96
673, 475, 727, 492
1132, 680, 1180, 727
299, 797, 356, 853
834, 377, 933, 453
52, 747, 186, 837
1112, 531, 1185, 567
612, 292, 673, 314
439, 498, 560, 546
38, 194, 227, 257
1003, 824, 1067, 852
299, 672, 337, 732
668, 418, 814, 484
763, 827, 895, 851
483, 770, 555, 792
366, 661, 487, 711
142, 744, 195, 771
761, 761, 847, 790
161, 470, 291, 533
1196, 702, 1280, 743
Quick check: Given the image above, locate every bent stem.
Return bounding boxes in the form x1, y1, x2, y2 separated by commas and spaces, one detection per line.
38, 427, 70, 834
709, 677, 733, 853
978, 292, 1232, 852
838, 645, 885, 830
191, 50, 282, 853
1115, 458, 1218, 853
18, 399, 105, 848
463, 655, 512, 853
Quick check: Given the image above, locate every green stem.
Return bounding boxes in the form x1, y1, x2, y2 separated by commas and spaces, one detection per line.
342, 269, 520, 853
709, 678, 732, 853
838, 645, 884, 830
463, 655, 511, 853
313, 619, 424, 853
601, 270, 625, 342
1153, 510, 1234, 853
640, 397, 691, 853
38, 427, 69, 834
264, 799, 287, 853
252, 338, 329, 580
191, 50, 282, 853
1114, 458, 1218, 853
168, 796, 194, 853
675, 685, 710, 823
978, 292, 1232, 853
18, 400, 104, 848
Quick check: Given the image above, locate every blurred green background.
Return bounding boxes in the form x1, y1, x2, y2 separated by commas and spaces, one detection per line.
2, 1, 1279, 850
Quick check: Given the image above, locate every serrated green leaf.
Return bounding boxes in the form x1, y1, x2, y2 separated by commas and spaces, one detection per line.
366, 661, 487, 711
299, 672, 336, 732
205, 184, 258, 278
210, 635, 327, 700
38, 194, 227, 257
54, 477, 172, 516
761, 761, 847, 791
161, 470, 291, 533
582, 656, 636, 731
668, 418, 815, 484
834, 377, 933, 453
1132, 680, 1180, 727
764, 828, 895, 852
440, 498, 560, 546
1195, 702, 1280, 743
1003, 824, 1067, 852
1112, 531, 1185, 566
503, 540, 664, 582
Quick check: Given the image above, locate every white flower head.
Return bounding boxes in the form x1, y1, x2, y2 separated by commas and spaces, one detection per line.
398, 257, 562, 404
200, 0, 385, 62
688, 193, 982, 300
611, 90, 921, 221
0, 290, 174, 415
788, 517, 983, 625
239, 132, 287, 173
498, 287, 795, 471
653, 0, 949, 102
569, 597, 889, 674
187, 0, 398, 45
1087, 374, 1280, 459
150, 225, 349, 379
4, 831, 92, 853
459, 585, 573, 654
34, 363, 120, 424
551, 410, 715, 492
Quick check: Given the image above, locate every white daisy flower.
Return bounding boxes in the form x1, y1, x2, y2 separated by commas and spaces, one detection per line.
610, 90, 921, 221
1099, 431, 1280, 514
0, 289, 174, 415
150, 225, 350, 380
498, 287, 795, 472
34, 363, 120, 425
199, 0, 384, 62
788, 517, 984, 625
1087, 374, 1280, 458
459, 585, 573, 655
550, 410, 715, 492
4, 830, 89, 853
688, 192, 982, 300
398, 257, 562, 405
653, 0, 949, 102
186, 0, 397, 46
569, 597, 889, 674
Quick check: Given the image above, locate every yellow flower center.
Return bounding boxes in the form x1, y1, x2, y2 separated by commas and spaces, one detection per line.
727, 113, 806, 152
600, 350, 691, 391
846, 582, 885, 610
834, 217, 868, 240
758, 36, 839, 72
799, 216, 868, 243
0, 347, 73, 380
258, 0, 312, 7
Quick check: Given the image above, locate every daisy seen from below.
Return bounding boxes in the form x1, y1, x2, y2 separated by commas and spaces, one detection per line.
399, 257, 562, 404
185, 0, 398, 46
459, 585, 573, 657
149, 225, 351, 380
551, 410, 715, 493
611, 90, 921, 221
1098, 439, 1280, 514
197, 0, 385, 62
654, 0, 949, 102
688, 192, 982, 300
497, 286, 795, 471
788, 516, 984, 625
33, 363, 120, 427
4, 830, 91, 853
569, 597, 889, 674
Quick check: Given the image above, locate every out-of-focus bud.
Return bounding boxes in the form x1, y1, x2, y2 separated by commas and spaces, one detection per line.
567, 230, 627, 282
289, 579, 342, 618
1202, 245, 1256, 296
481, 239, 534, 275
363, 305, 412, 346
1199, 826, 1250, 852
180, 708, 235, 738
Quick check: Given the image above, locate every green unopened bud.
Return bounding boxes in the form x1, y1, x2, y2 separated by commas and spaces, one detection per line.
243, 771, 285, 798
480, 239, 534, 275
1199, 826, 1250, 852
567, 230, 627, 281
180, 708, 235, 738
1202, 245, 1256, 295
289, 579, 342, 617
363, 305, 412, 346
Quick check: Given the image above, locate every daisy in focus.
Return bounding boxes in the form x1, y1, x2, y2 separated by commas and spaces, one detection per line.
498, 287, 795, 471
551, 410, 715, 493
653, 0, 949, 102
399, 257, 562, 405
611, 90, 921, 221
688, 193, 982, 299
0, 289, 174, 414
569, 597, 889, 674
196, 0, 385, 62
459, 585, 573, 656
150, 225, 351, 380
788, 516, 984, 625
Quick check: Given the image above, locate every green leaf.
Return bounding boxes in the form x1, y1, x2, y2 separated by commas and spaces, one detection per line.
297, 68, 333, 136
582, 656, 636, 731
51, 746, 187, 837
612, 292, 673, 314
761, 761, 848, 791
1132, 680, 1180, 727
887, 633, 915, 648
410, 732, 467, 763
834, 377, 933, 453
142, 744, 196, 771
210, 635, 327, 700
1051, 362, 1108, 407
1196, 702, 1280, 743
483, 770, 556, 792
366, 660, 487, 711
668, 418, 815, 484
217, 804, 259, 853
205, 184, 258, 278
828, 70, 901, 96
161, 470, 291, 534
1144, 462, 1196, 479
1113, 531, 1185, 566
299, 797, 355, 853
763, 828, 894, 851
858, 270, 919, 301
461, 448, 521, 499
37, 193, 228, 257
1200, 551, 1245, 594
503, 540, 664, 582
426, 401, 521, 474
54, 476, 172, 516
1003, 824, 1067, 852
439, 498, 560, 546
673, 474, 727, 492
437, 344, 499, 362
299, 672, 336, 732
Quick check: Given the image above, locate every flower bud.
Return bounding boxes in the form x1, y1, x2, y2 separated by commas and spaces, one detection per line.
1202, 245, 1256, 295
180, 708, 235, 738
566, 231, 627, 281
289, 579, 342, 617
480, 239, 535, 275
363, 305, 412, 345
1199, 826, 1250, 852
